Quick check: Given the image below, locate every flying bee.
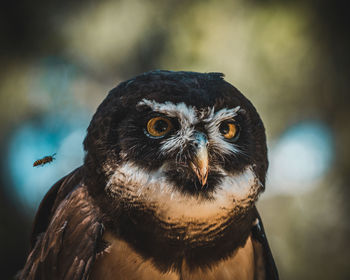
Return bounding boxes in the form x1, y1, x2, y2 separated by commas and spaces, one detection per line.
33, 153, 56, 167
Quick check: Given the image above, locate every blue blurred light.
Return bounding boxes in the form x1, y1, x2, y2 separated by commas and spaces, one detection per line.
6, 114, 89, 210
267, 121, 334, 195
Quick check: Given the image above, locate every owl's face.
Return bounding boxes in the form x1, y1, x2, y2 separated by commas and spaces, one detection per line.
84, 71, 267, 219
117, 98, 250, 197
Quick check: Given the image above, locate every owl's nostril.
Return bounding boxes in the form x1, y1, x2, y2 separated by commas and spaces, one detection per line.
194, 141, 209, 148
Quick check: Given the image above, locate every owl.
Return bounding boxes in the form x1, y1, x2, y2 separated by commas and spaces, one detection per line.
19, 70, 279, 280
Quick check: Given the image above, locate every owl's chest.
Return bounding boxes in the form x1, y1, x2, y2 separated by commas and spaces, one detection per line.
90, 232, 255, 280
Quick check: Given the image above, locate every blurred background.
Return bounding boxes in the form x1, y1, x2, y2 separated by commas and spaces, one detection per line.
1, 0, 349, 279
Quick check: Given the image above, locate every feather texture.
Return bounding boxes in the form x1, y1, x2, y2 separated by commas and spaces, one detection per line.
18, 170, 105, 280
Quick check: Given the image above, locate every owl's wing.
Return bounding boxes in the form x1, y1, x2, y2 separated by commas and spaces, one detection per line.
18, 168, 106, 280
251, 207, 279, 280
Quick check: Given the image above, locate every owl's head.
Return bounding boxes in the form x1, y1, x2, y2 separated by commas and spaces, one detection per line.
84, 70, 267, 204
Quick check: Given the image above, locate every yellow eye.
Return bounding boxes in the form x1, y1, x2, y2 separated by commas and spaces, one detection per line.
146, 117, 173, 137
219, 122, 239, 140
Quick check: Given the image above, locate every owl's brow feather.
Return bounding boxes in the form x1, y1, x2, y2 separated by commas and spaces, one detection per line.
137, 99, 242, 124
202, 106, 241, 123
137, 99, 197, 125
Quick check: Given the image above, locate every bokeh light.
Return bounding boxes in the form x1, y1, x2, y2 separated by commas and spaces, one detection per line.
7, 114, 88, 210
267, 121, 334, 196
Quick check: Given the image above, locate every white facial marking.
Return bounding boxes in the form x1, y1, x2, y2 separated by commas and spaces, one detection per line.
138, 99, 197, 125
106, 162, 262, 223
137, 99, 242, 157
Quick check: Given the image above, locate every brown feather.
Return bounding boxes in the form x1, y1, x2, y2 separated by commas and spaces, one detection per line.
18, 184, 104, 280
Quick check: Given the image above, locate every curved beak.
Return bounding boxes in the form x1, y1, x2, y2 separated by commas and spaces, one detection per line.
189, 132, 209, 187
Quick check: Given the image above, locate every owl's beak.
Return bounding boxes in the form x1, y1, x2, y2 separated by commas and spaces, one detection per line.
189, 132, 209, 187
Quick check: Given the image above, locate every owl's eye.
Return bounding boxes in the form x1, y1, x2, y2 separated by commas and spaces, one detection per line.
146, 117, 173, 138
219, 121, 240, 140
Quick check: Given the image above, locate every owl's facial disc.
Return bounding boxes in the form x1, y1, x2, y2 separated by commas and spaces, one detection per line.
118, 99, 250, 196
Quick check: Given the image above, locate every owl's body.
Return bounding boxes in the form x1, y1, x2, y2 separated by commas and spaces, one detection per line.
19, 71, 278, 280
91, 232, 256, 280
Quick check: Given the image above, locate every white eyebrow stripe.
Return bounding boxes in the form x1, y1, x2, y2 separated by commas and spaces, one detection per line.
203, 106, 240, 123
138, 99, 240, 124
138, 99, 197, 126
